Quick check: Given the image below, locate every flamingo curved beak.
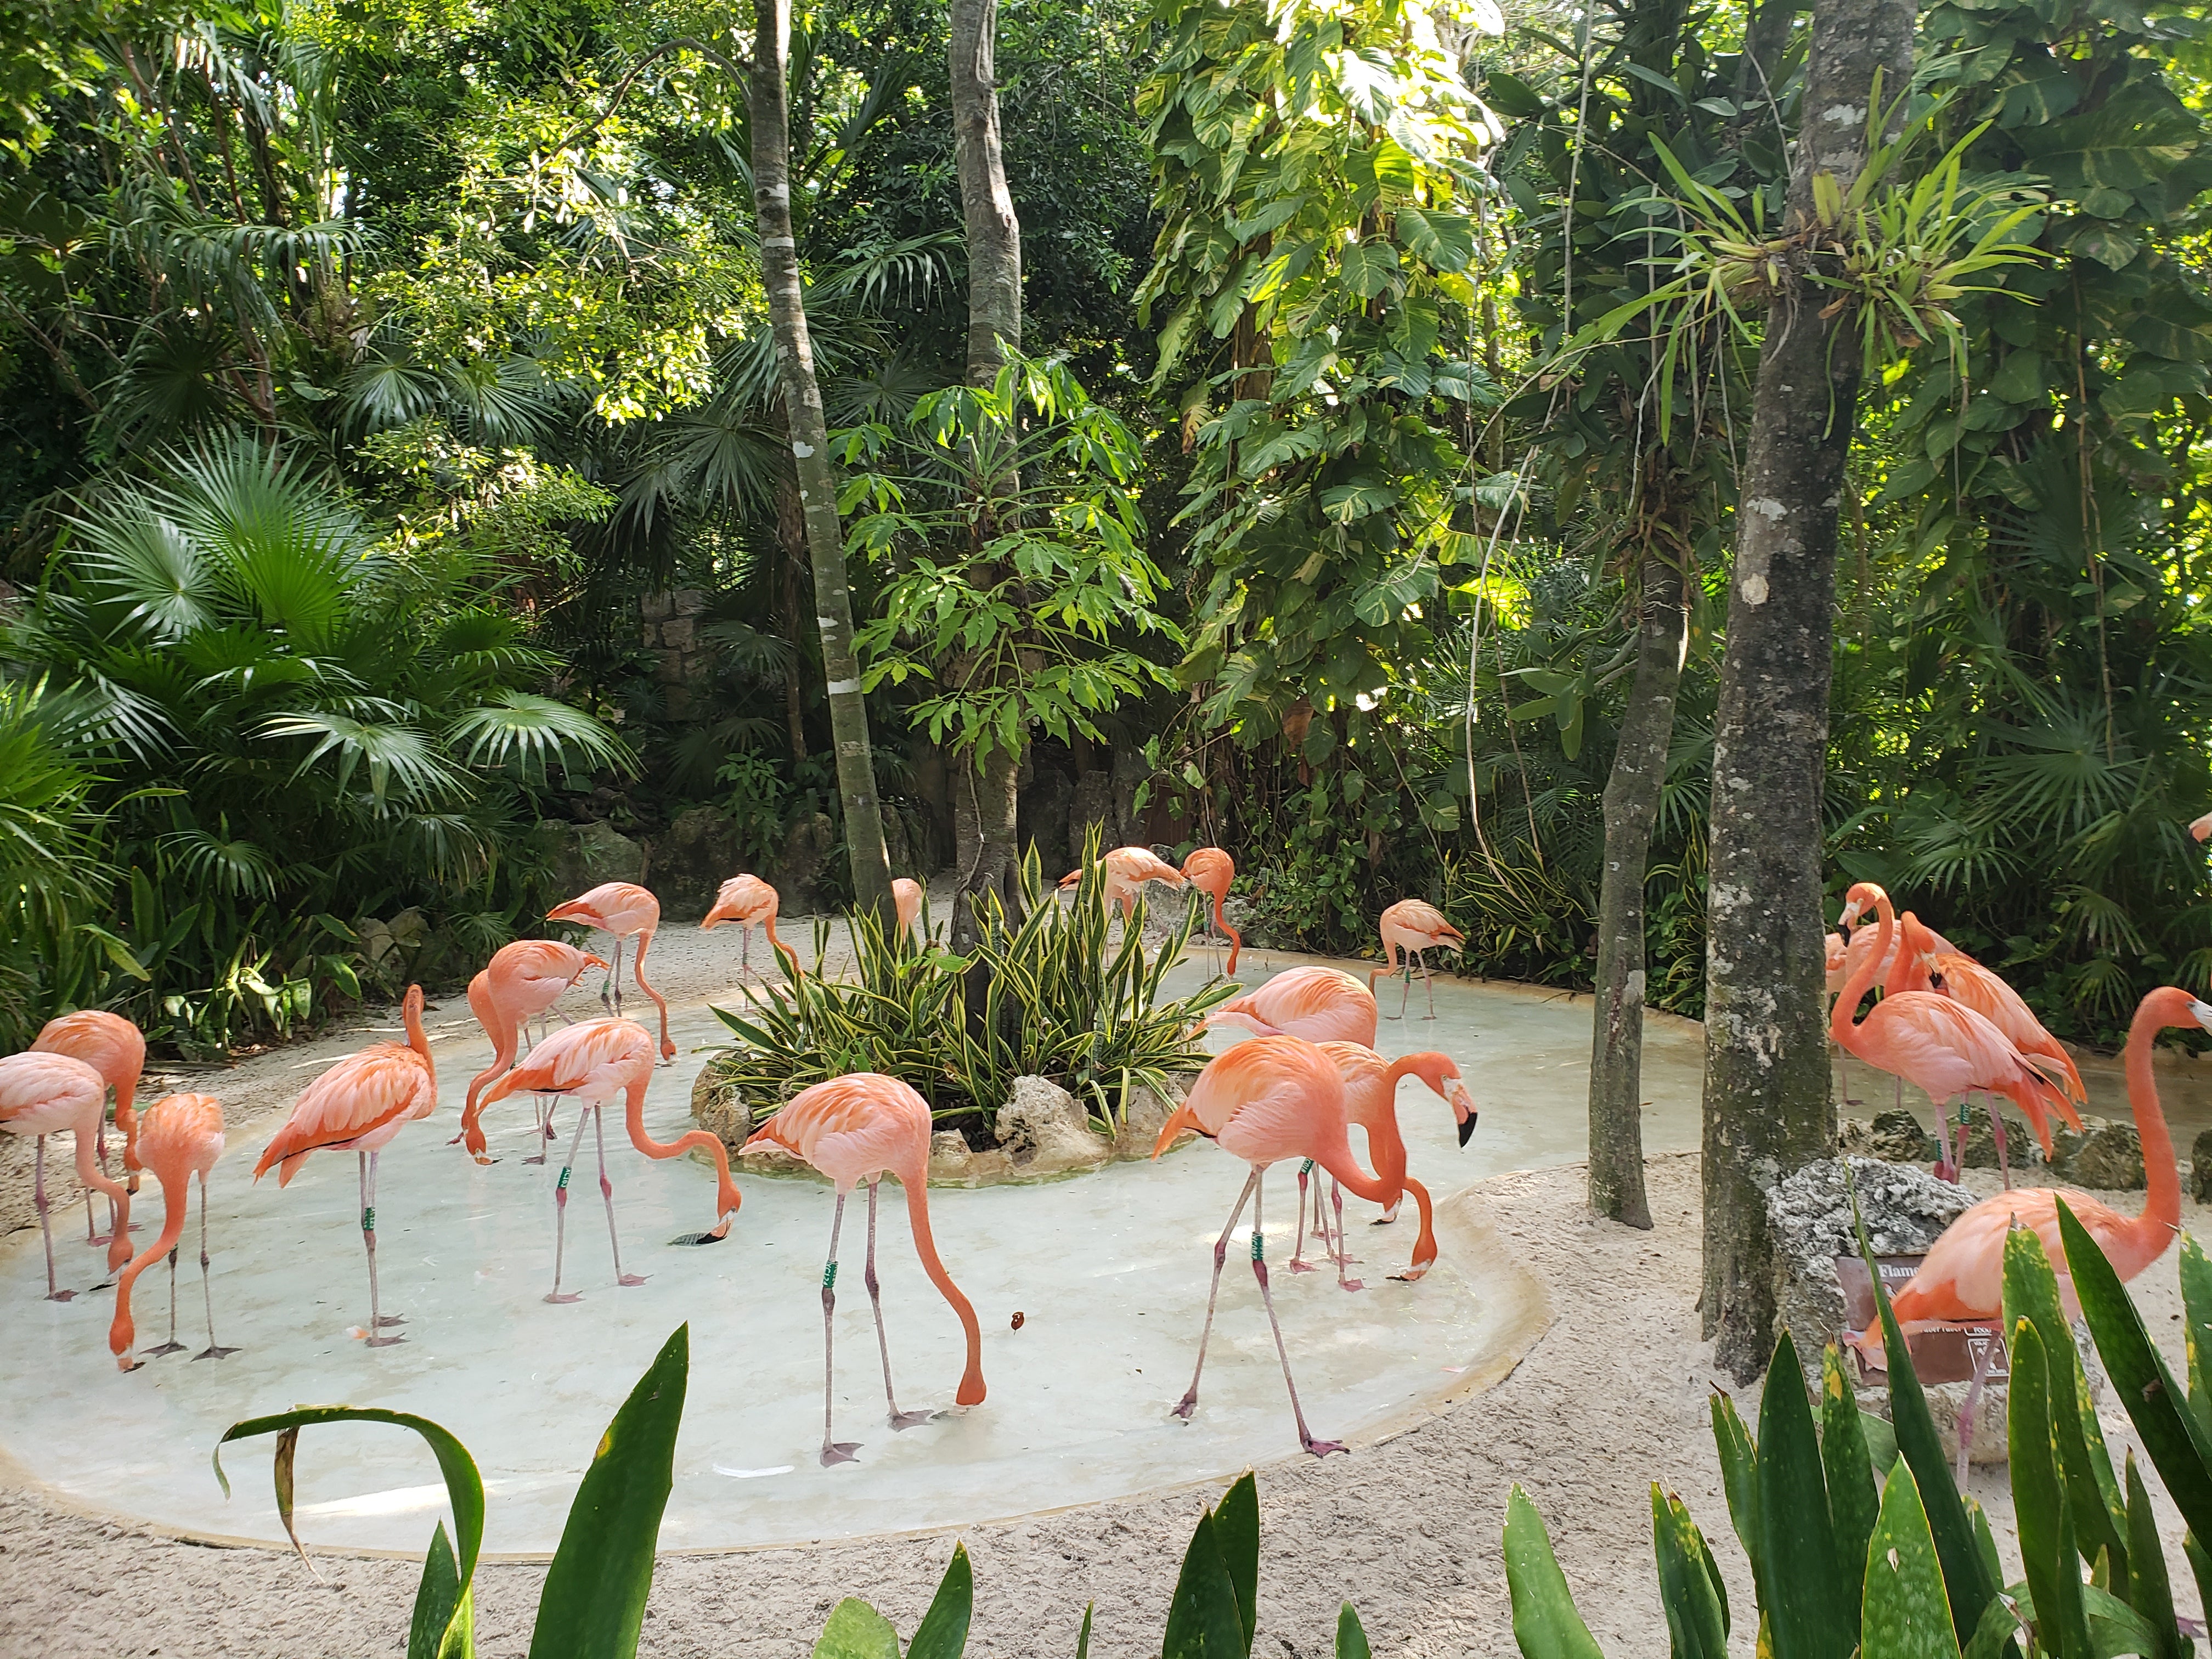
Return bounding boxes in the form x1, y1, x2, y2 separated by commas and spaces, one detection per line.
1839, 896, 1864, 929
2192, 998, 2212, 1032
576, 953, 611, 978
1449, 1082, 1479, 1146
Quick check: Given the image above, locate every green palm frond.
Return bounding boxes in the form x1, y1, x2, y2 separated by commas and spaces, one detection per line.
445, 691, 633, 780
262, 706, 468, 807
161, 823, 279, 898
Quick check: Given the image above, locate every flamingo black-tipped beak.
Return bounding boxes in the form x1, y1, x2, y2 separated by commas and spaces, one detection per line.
1458, 1112, 1479, 1148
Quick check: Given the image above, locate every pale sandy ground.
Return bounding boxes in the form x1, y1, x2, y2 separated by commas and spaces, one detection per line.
3, 901, 2207, 1656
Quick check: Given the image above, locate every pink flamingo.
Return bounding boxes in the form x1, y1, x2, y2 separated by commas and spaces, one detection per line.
1150, 1034, 1395, 1457
32, 1008, 146, 1241
1828, 908, 1945, 1111
253, 984, 438, 1345
454, 940, 608, 1164
477, 1018, 742, 1301
1906, 918, 2087, 1108
0, 1051, 132, 1300
548, 882, 675, 1061
1207, 966, 1379, 1046
1858, 984, 2208, 1472
1369, 900, 1465, 1020
702, 873, 801, 979
1834, 884, 2069, 1188
1180, 847, 1242, 975
1291, 1043, 1478, 1284
893, 877, 925, 938
109, 1093, 234, 1369
2191, 811, 2212, 842
744, 1075, 985, 1465
1060, 846, 1187, 922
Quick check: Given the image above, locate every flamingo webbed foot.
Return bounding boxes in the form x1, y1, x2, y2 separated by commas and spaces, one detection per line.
45, 1289, 76, 1303
820, 1442, 861, 1466
1172, 1394, 1199, 1421
544, 1290, 583, 1305
889, 1409, 932, 1430
618, 1272, 648, 1287
1288, 1259, 1318, 1274
1301, 1436, 1348, 1459
142, 1340, 186, 1357
522, 1153, 548, 1165
1339, 1278, 1365, 1293
365, 1332, 407, 1348
194, 1344, 239, 1361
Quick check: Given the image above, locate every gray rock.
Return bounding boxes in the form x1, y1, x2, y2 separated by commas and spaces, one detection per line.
2193, 1127, 2212, 1202
995, 1075, 1111, 1175
657, 806, 742, 921
2051, 1116, 2145, 1190
1956, 1109, 2044, 1173
531, 818, 645, 900
1767, 1156, 1974, 1372
1116, 1075, 1194, 1161
928, 1131, 977, 1183
1839, 1110, 1939, 1162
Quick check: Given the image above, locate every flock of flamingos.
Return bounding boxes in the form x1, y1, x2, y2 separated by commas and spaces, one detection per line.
4, 823, 2212, 1463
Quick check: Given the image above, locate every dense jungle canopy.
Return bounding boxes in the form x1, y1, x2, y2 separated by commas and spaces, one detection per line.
2, 0, 2209, 1089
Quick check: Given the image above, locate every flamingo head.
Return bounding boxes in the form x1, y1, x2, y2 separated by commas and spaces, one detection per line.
569, 951, 611, 983
1402, 1053, 1479, 1144
1058, 868, 1084, 889
2192, 811, 2212, 844
1838, 881, 1888, 930
2145, 985, 2212, 1032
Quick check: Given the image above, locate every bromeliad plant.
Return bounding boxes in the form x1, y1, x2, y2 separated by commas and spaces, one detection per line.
1505, 1200, 2212, 1658
703, 834, 1238, 1137
218, 1327, 1372, 1659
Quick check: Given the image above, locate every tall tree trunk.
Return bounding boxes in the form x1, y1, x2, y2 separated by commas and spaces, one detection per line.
947, 0, 1025, 949
1587, 549, 1686, 1229
751, 0, 893, 922
1700, 0, 1914, 1381
951, 0, 1021, 383
774, 470, 810, 761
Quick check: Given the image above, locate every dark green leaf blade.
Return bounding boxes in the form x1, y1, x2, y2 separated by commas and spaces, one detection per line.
1860, 1458, 1961, 1659
910, 1543, 973, 1659
1503, 1486, 1606, 1659
1754, 1331, 1852, 1659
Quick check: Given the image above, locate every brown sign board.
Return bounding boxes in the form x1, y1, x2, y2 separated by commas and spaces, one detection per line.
1835, 1255, 2009, 1387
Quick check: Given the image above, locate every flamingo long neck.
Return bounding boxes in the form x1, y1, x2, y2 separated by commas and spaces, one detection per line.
2122, 1000, 2183, 1260
404, 996, 437, 1090
623, 1078, 742, 1220
1365, 1063, 1426, 1193
762, 916, 800, 973
629, 929, 672, 1050
901, 1171, 985, 1406
1308, 1122, 1393, 1207
462, 973, 517, 1133
109, 1171, 191, 1360
1831, 898, 1893, 1051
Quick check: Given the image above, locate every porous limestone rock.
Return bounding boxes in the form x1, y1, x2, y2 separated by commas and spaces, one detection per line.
1116, 1075, 1194, 1161
995, 1076, 1111, 1176
2050, 1117, 2145, 1190
1955, 1109, 2044, 1173
656, 806, 742, 921
2193, 1127, 2212, 1202
1838, 1109, 1939, 1163
1767, 1155, 1974, 1365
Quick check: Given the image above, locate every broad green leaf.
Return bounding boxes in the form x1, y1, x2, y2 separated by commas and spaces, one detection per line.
1651, 1485, 1726, 1659
1163, 1510, 1248, 1659
408, 1521, 475, 1659
528, 1324, 689, 1659
2123, 1456, 2186, 1659
2005, 1226, 2126, 1578
1394, 206, 1474, 272
2008, 1319, 2074, 1640
1861, 1459, 1960, 1659
1214, 1472, 1260, 1656
1822, 1346, 1881, 1611
1503, 1486, 1606, 1659
812, 1600, 900, 1659
1754, 1331, 1852, 1659
1336, 1604, 1372, 1659
910, 1544, 973, 1659
1710, 1392, 1759, 1573
2178, 1233, 2212, 1436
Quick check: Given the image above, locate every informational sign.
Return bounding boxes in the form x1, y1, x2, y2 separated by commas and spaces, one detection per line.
1835, 1255, 2008, 1387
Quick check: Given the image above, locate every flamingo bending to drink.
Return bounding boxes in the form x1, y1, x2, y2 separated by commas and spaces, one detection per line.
1290, 1045, 1478, 1284
1060, 846, 1187, 922
1833, 885, 2067, 1188
0, 1051, 132, 1300
1150, 1035, 1395, 1457
455, 940, 608, 1164
477, 1018, 741, 1300
32, 1009, 145, 1241
744, 1075, 985, 1465
109, 1093, 234, 1369
253, 985, 438, 1345
1207, 967, 1379, 1046
1369, 900, 1465, 1020
547, 883, 675, 1061
703, 874, 800, 980
893, 878, 924, 938
1181, 847, 1242, 975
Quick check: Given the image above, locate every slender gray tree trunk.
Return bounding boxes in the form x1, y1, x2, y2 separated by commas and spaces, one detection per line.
947, 0, 1025, 949
1587, 551, 1686, 1229
751, 0, 893, 923
1701, 0, 1914, 1381
951, 0, 1021, 382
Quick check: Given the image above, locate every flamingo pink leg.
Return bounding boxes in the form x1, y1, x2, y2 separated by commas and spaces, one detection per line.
605, 936, 625, 1018
1955, 1334, 1997, 1483
1175, 1170, 1258, 1420
1419, 950, 1438, 1019
866, 1178, 930, 1430
193, 1175, 236, 1359
1249, 1173, 1346, 1458
524, 1094, 556, 1165
546, 1110, 592, 1303
821, 1192, 861, 1465
595, 1105, 647, 1289
1329, 1180, 1364, 1291
142, 1244, 185, 1357
1289, 1160, 1318, 1273
33, 1137, 75, 1302
361, 1150, 403, 1345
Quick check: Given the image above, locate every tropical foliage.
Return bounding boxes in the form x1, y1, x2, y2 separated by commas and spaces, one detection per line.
700, 834, 1237, 1134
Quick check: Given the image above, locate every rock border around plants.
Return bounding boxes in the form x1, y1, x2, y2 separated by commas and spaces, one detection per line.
691, 1063, 1199, 1188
